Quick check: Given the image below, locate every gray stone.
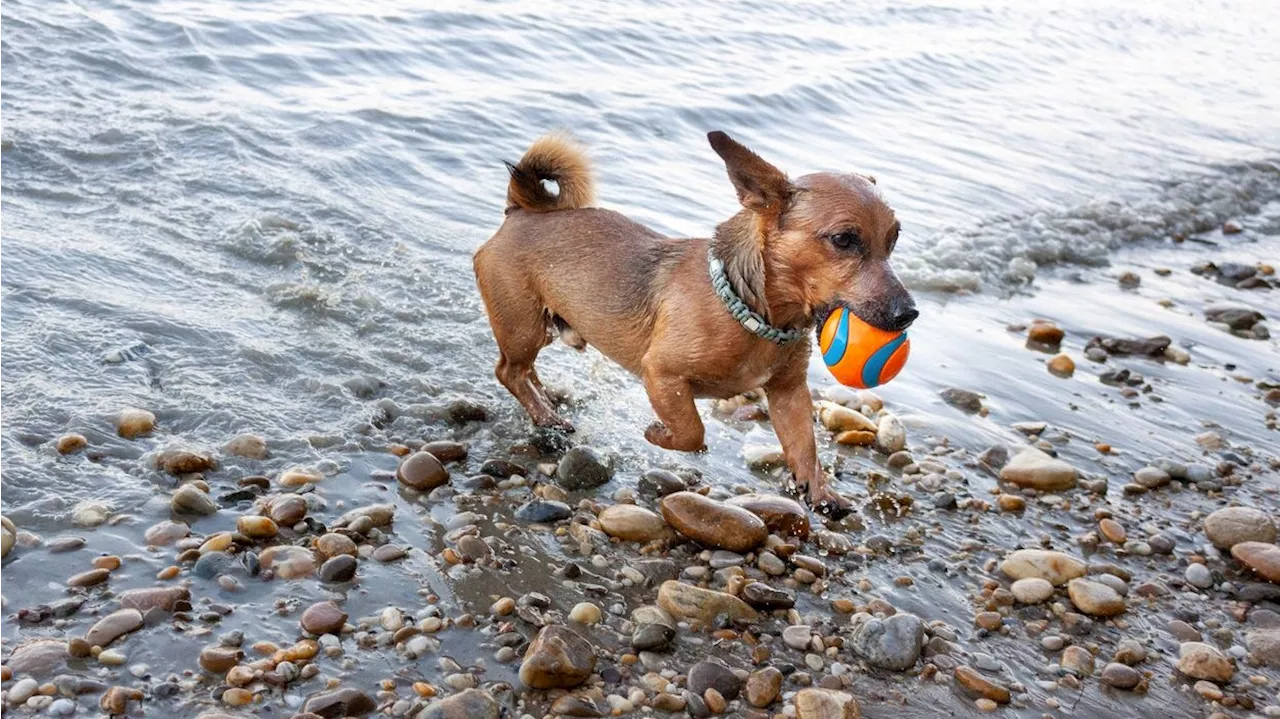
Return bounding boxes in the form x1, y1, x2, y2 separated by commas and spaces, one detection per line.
556, 447, 613, 490
850, 613, 924, 670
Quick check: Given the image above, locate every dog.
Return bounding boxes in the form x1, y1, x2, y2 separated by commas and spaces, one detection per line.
473, 131, 916, 514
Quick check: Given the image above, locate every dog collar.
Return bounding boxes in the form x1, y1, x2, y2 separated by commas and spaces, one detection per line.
708, 248, 804, 344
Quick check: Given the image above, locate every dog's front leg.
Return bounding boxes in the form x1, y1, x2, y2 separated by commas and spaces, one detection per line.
640, 360, 706, 452
764, 369, 852, 517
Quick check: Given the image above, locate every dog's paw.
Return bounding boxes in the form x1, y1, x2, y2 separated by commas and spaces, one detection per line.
807, 484, 854, 520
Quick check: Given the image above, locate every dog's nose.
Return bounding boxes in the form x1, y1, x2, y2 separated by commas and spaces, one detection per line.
888, 306, 918, 332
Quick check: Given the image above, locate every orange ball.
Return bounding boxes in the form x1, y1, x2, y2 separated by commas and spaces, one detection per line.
818, 306, 910, 388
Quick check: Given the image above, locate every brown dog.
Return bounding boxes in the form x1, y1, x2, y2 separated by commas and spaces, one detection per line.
473, 131, 916, 514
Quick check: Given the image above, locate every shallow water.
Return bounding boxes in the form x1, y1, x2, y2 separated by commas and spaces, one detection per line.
3, 0, 1280, 717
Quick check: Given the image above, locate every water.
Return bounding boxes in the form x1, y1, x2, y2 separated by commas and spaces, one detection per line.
3, 1, 1279, 717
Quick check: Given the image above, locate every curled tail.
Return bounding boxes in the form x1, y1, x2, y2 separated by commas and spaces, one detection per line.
505, 133, 595, 213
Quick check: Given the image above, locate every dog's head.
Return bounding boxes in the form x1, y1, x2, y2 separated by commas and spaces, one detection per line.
708, 131, 916, 332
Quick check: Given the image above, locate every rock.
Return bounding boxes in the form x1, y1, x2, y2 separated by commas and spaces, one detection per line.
637, 469, 686, 497
2, 527, 14, 559
267, 495, 308, 526
117, 408, 155, 439
569, 602, 602, 624
71, 500, 111, 527
457, 535, 491, 562
259, 545, 316, 579
874, 414, 906, 453
1086, 335, 1170, 357
420, 440, 468, 464
657, 580, 756, 626
1133, 466, 1170, 489
1067, 579, 1126, 617
319, 555, 358, 583
1205, 507, 1277, 550
1101, 662, 1141, 689
1177, 642, 1233, 683
999, 447, 1077, 490
84, 609, 143, 648
741, 581, 795, 609
1232, 542, 1280, 583
144, 520, 190, 545
55, 434, 87, 450
940, 388, 983, 412
1011, 578, 1054, 604
1028, 320, 1064, 345
954, 666, 1010, 704
1113, 639, 1147, 665
1061, 646, 1095, 676
999, 549, 1086, 586
817, 402, 877, 433
397, 452, 449, 491
1047, 354, 1075, 378
1222, 219, 1243, 234
224, 434, 267, 459
849, 613, 924, 670
171, 484, 219, 516
8, 677, 39, 705
156, 448, 216, 475
1247, 628, 1280, 668
300, 602, 347, 636
556, 447, 613, 490
1205, 304, 1264, 330
1185, 563, 1213, 589
119, 587, 189, 612
1098, 518, 1126, 543
67, 568, 111, 587
746, 667, 782, 707
515, 500, 573, 523
631, 623, 674, 651
236, 516, 277, 539
724, 494, 809, 539
660, 492, 767, 552
372, 544, 406, 562
5, 640, 68, 676
302, 687, 376, 718
416, 689, 499, 719
687, 661, 742, 700
519, 625, 596, 689
192, 551, 242, 580
199, 646, 243, 673
794, 688, 861, 719
100, 686, 143, 714
315, 533, 357, 560
598, 505, 669, 542
742, 444, 786, 470
278, 468, 322, 487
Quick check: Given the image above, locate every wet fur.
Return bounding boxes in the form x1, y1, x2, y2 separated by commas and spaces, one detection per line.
474, 131, 916, 513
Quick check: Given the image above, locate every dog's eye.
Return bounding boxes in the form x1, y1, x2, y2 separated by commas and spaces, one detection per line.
829, 231, 862, 251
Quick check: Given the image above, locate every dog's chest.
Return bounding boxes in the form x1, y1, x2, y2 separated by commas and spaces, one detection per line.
689, 344, 790, 398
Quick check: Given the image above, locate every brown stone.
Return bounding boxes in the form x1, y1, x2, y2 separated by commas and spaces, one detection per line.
314, 533, 358, 560
397, 451, 449, 491
1047, 354, 1075, 378
267, 495, 308, 526
67, 568, 111, 587
156, 449, 216, 475
794, 688, 861, 719
1177, 642, 1233, 683
660, 491, 767, 552
519, 625, 596, 689
745, 667, 782, 707
597, 505, 669, 542
955, 665, 1010, 704
224, 434, 268, 459
116, 408, 155, 439
999, 549, 1085, 586
724, 493, 810, 539
56, 433, 88, 454
84, 609, 143, 649
101, 686, 144, 714
1231, 542, 1280, 583
300, 602, 347, 636
1205, 507, 1276, 549
999, 447, 1077, 491
259, 545, 316, 579
657, 580, 756, 626
200, 646, 244, 673
1067, 578, 1126, 617
1098, 518, 1126, 544
1027, 320, 1064, 345
422, 441, 468, 464
119, 587, 190, 612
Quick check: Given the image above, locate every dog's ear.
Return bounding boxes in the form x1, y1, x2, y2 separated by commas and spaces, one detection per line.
707, 131, 791, 215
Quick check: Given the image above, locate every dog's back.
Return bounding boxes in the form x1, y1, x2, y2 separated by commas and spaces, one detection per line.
474, 135, 686, 374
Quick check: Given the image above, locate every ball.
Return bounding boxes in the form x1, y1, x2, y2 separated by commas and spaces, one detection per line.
818, 306, 911, 389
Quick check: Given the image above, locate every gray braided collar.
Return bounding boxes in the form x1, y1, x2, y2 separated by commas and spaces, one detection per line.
708, 248, 804, 344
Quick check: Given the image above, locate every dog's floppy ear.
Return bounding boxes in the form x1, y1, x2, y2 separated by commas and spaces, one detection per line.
708, 131, 791, 215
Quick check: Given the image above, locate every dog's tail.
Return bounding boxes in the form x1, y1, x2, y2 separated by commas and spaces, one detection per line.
505, 133, 595, 213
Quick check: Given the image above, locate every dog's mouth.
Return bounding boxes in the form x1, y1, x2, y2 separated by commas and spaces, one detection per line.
819, 300, 919, 334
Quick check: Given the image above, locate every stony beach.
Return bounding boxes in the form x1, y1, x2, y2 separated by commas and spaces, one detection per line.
2, 216, 1277, 719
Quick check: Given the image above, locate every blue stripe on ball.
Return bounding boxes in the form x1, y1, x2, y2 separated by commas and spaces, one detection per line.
861, 331, 909, 387
822, 308, 851, 366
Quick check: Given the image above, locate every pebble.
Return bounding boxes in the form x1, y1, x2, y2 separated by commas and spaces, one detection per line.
1098, 518, 1126, 544
116, 408, 155, 439
660, 492, 767, 552
556, 446, 613, 490
84, 609, 143, 648
746, 667, 782, 707
397, 451, 449, 491
155, 448, 216, 475
724, 493, 810, 539
1011, 577, 1055, 604
794, 688, 861, 719
1232, 542, 1280, 583
1047, 353, 1075, 377
598, 504, 668, 542
259, 544, 315, 579
849, 613, 925, 670
999, 447, 1078, 490
1177, 642, 1234, 683
300, 601, 347, 635
687, 661, 742, 700
1000, 549, 1086, 586
569, 602, 602, 624
657, 580, 756, 626
519, 625, 596, 688
224, 433, 268, 459
315, 532, 358, 559
171, 484, 219, 516
954, 665, 1011, 704
67, 568, 111, 587
236, 515, 278, 539
320, 555, 358, 582
1061, 646, 1095, 675
1101, 662, 1141, 689
1067, 578, 1126, 617
1185, 563, 1213, 589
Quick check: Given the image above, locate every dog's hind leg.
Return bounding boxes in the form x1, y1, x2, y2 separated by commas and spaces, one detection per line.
475, 263, 573, 432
